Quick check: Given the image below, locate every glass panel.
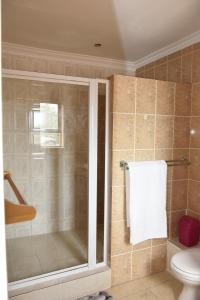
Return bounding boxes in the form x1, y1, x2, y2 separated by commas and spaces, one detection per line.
39, 103, 59, 130
97, 83, 106, 263
3, 78, 89, 282
31, 102, 64, 148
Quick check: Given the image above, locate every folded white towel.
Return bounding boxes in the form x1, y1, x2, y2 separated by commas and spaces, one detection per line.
126, 160, 167, 245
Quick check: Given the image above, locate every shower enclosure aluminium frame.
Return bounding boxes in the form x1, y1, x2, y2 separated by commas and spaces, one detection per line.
2, 69, 110, 293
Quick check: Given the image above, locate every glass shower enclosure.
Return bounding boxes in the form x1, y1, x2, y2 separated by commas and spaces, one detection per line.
2, 70, 109, 288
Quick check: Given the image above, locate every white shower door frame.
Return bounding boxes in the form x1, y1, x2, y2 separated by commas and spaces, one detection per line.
2, 69, 110, 295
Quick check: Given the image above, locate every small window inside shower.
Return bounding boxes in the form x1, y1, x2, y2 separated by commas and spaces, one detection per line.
30, 102, 64, 148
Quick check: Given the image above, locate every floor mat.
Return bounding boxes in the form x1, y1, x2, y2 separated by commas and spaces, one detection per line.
78, 291, 113, 300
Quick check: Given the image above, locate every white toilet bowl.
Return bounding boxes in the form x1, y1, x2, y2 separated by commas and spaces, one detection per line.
170, 247, 200, 300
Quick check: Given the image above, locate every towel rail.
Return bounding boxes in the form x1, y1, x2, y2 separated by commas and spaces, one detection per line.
120, 158, 191, 170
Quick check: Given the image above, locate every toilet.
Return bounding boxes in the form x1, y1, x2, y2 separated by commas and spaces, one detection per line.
170, 248, 200, 300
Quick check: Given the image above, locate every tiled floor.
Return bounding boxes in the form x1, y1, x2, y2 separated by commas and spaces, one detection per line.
107, 271, 182, 300
6, 229, 90, 282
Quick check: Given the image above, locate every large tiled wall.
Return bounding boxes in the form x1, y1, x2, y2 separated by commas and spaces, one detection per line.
135, 43, 200, 84
3, 78, 89, 238
136, 42, 200, 226
188, 46, 200, 221
110, 75, 191, 286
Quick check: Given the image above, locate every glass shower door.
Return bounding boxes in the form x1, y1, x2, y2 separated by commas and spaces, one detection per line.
3, 78, 89, 281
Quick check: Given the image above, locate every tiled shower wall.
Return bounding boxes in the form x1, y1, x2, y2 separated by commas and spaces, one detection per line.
3, 78, 89, 238
136, 42, 200, 226
110, 75, 191, 286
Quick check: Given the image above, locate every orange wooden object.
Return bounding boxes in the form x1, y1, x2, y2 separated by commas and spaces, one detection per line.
4, 171, 26, 204
4, 171, 37, 224
5, 199, 36, 224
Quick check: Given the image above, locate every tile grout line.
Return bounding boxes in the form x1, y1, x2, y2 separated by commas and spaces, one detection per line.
112, 111, 192, 117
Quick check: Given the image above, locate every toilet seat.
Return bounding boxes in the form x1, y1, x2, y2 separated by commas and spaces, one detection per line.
171, 248, 200, 280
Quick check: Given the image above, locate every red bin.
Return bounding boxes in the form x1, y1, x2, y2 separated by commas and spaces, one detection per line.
179, 215, 200, 247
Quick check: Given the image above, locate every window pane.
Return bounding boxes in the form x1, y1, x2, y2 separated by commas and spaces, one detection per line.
40, 103, 59, 130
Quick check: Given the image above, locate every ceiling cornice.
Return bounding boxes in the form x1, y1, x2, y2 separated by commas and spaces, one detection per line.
2, 30, 200, 73
134, 30, 200, 69
2, 42, 136, 73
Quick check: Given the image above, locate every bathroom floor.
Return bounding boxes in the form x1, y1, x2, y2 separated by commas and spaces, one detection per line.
107, 271, 182, 300
6, 228, 103, 282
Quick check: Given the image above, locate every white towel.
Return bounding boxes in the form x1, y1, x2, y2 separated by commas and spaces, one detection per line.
125, 160, 167, 245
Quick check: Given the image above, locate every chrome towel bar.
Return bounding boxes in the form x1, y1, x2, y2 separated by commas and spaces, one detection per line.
120, 158, 191, 170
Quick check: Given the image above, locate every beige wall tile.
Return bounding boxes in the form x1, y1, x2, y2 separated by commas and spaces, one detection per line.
166, 181, 172, 211
145, 68, 155, 80
188, 180, 200, 214
182, 45, 194, 54
170, 210, 186, 238
168, 51, 182, 61
132, 240, 151, 251
111, 253, 132, 286
151, 244, 167, 273
175, 83, 191, 116
156, 81, 175, 115
191, 83, 200, 116
111, 186, 126, 221
193, 42, 200, 50
135, 150, 154, 161
136, 78, 156, 114
137, 66, 145, 72
168, 58, 181, 82
111, 220, 132, 255
135, 114, 155, 149
113, 75, 135, 113
173, 117, 190, 148
192, 49, 200, 83
189, 149, 200, 181
172, 149, 189, 180
132, 248, 151, 279
190, 117, 200, 148
182, 54, 192, 83
152, 238, 167, 246
187, 209, 200, 221
112, 114, 134, 150
155, 64, 167, 81
145, 62, 156, 69
171, 180, 188, 210
155, 149, 173, 180
155, 116, 174, 148
155, 57, 168, 65
155, 149, 173, 160
136, 71, 145, 78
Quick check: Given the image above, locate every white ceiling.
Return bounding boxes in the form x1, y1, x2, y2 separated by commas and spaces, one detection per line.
2, 0, 200, 61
